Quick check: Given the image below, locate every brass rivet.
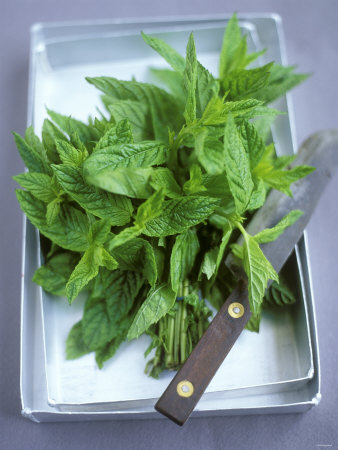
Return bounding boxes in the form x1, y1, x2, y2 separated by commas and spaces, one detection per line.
177, 380, 194, 398
228, 302, 244, 318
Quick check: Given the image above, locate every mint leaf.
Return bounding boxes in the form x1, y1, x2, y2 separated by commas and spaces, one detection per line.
223, 114, 253, 213
83, 141, 168, 175
141, 32, 185, 74
111, 238, 157, 286
254, 210, 303, 244
87, 167, 154, 199
103, 269, 144, 327
55, 140, 87, 166
13, 132, 50, 174
47, 108, 100, 144
82, 298, 111, 351
143, 195, 220, 237
33, 252, 79, 296
127, 284, 176, 340
242, 233, 278, 313
13, 172, 56, 203
108, 101, 151, 142
183, 33, 198, 125
42, 119, 67, 164
257, 165, 315, 196
170, 228, 200, 292
86, 77, 182, 140
245, 310, 262, 332
200, 247, 219, 280
16, 190, 90, 251
219, 13, 242, 78
150, 168, 181, 198
149, 68, 186, 110
247, 178, 266, 211
239, 119, 266, 169
46, 197, 61, 226
223, 63, 273, 100
254, 64, 309, 104
94, 119, 133, 150
135, 189, 165, 227
52, 164, 133, 225
66, 246, 102, 303
183, 164, 207, 195
66, 321, 90, 359
195, 131, 225, 175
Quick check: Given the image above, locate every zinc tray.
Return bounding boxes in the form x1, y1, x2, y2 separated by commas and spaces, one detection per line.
20, 14, 321, 422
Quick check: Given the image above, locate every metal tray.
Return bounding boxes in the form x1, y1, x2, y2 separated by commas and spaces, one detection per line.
20, 14, 321, 422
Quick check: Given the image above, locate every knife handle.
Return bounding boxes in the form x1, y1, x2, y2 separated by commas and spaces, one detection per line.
155, 280, 251, 425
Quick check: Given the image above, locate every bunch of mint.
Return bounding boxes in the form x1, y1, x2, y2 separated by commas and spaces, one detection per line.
14, 14, 313, 376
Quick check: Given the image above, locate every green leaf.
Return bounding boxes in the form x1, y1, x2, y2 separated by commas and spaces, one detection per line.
239, 120, 266, 169
55, 140, 87, 166
66, 246, 102, 303
254, 210, 303, 244
143, 195, 220, 237
46, 197, 61, 226
264, 275, 297, 307
170, 228, 200, 292
33, 252, 79, 296
183, 33, 198, 125
103, 269, 144, 328
141, 32, 185, 74
245, 310, 262, 332
16, 190, 90, 252
42, 119, 67, 164
219, 13, 242, 78
66, 321, 90, 359
149, 68, 186, 110
47, 108, 100, 144
242, 233, 278, 314
222, 63, 273, 100
196, 63, 220, 115
257, 164, 315, 196
252, 116, 275, 143
52, 164, 133, 225
86, 77, 182, 141
13, 172, 56, 203
87, 167, 154, 199
183, 164, 207, 195
108, 226, 142, 251
108, 101, 151, 142
127, 284, 176, 340
195, 130, 225, 175
111, 238, 157, 286
88, 219, 111, 245
254, 64, 309, 104
95, 313, 135, 368
223, 114, 253, 213
13, 132, 50, 174
200, 247, 218, 280
150, 168, 181, 198
83, 141, 168, 176
94, 119, 133, 150
201, 97, 263, 125
135, 189, 165, 227
82, 298, 111, 350
247, 178, 266, 211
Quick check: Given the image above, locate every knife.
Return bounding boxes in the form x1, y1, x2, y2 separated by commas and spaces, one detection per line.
155, 130, 338, 425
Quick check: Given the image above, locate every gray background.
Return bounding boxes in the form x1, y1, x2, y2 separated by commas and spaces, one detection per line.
1, 0, 337, 449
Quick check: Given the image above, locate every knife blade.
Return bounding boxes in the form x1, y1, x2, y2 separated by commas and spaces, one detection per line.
155, 130, 338, 425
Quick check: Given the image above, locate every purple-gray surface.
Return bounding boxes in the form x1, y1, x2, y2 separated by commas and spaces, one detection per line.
0, 1, 337, 449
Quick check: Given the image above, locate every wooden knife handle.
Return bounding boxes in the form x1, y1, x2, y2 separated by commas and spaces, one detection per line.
155, 280, 251, 425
